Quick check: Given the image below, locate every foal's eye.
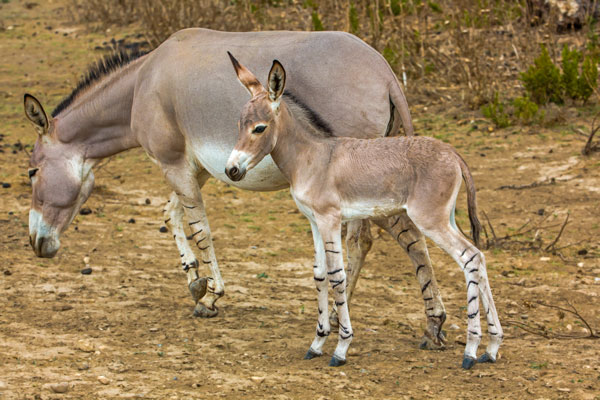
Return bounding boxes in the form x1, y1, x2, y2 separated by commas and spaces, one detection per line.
252, 125, 267, 134
28, 168, 39, 179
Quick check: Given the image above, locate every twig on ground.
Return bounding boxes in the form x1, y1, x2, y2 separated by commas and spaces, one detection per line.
544, 213, 569, 252
498, 178, 556, 190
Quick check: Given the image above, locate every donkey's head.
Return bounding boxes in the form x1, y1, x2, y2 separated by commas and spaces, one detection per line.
23, 94, 95, 258
225, 52, 286, 182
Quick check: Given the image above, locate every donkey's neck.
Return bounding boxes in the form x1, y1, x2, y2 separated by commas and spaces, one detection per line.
54, 56, 146, 160
270, 102, 335, 185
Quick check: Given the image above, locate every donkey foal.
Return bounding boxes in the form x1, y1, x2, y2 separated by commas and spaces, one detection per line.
225, 53, 503, 369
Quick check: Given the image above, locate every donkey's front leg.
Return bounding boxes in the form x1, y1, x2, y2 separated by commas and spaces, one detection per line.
374, 212, 447, 349
163, 192, 207, 303
316, 215, 353, 367
304, 221, 330, 360
163, 165, 225, 318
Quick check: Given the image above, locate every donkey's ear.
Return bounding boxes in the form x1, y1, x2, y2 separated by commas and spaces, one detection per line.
227, 51, 264, 97
24, 94, 49, 135
268, 60, 286, 104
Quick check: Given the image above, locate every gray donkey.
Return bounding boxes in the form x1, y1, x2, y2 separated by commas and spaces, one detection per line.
225, 54, 503, 369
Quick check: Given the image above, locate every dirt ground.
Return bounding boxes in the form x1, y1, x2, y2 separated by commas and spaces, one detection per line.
1, 1, 599, 399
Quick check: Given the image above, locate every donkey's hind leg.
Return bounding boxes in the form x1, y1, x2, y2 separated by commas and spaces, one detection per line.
374, 212, 447, 350
476, 261, 503, 363
163, 192, 207, 303
330, 219, 372, 327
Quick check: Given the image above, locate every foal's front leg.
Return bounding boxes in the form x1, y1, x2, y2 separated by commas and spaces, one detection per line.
317, 215, 353, 366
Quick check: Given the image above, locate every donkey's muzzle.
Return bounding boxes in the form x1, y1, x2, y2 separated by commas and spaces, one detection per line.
225, 166, 246, 182
30, 233, 59, 258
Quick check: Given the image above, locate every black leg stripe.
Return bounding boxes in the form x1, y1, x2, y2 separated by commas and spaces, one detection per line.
421, 279, 431, 293
188, 219, 202, 226
406, 240, 419, 252
391, 216, 401, 229
423, 297, 433, 301
335, 301, 345, 307
468, 310, 479, 319
183, 205, 196, 209
202, 260, 211, 264
469, 268, 478, 273
328, 268, 343, 275
397, 229, 409, 240
314, 277, 325, 282
468, 296, 478, 304
164, 218, 171, 223
198, 246, 209, 251
325, 250, 340, 254
196, 237, 206, 245
190, 229, 203, 238
415, 264, 426, 276
467, 280, 479, 290
464, 253, 478, 269
461, 248, 468, 257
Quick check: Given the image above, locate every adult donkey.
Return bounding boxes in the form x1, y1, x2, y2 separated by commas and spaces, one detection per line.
24, 28, 446, 348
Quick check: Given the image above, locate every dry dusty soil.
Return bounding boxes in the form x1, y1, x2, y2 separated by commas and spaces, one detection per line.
1, 1, 599, 399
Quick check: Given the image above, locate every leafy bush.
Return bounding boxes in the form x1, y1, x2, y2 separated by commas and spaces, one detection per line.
520, 45, 563, 105
481, 92, 510, 128
513, 96, 543, 125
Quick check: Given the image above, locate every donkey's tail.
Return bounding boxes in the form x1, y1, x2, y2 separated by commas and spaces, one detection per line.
387, 75, 414, 137
456, 153, 482, 248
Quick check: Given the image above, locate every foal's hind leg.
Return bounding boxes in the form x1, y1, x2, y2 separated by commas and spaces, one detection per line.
163, 192, 207, 303
329, 219, 372, 327
374, 212, 447, 349
409, 212, 498, 369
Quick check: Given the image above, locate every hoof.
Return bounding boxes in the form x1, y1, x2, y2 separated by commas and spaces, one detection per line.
462, 356, 477, 370
189, 277, 208, 303
477, 352, 496, 364
193, 303, 218, 318
304, 348, 322, 360
329, 356, 346, 367
419, 331, 446, 350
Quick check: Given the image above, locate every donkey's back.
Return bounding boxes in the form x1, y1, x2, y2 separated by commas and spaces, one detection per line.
132, 29, 411, 190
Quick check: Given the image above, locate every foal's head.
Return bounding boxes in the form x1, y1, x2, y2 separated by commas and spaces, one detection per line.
225, 52, 286, 182
23, 95, 95, 258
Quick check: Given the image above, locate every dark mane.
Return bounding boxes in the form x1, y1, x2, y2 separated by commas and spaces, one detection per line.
51, 49, 148, 117
283, 91, 333, 136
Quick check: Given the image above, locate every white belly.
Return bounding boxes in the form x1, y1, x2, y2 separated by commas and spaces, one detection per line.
341, 199, 406, 222
191, 142, 288, 191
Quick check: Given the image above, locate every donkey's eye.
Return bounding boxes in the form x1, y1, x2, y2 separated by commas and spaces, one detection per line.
28, 168, 39, 179
252, 125, 267, 134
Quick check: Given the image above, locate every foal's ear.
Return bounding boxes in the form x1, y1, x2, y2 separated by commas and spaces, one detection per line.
268, 60, 286, 105
24, 94, 49, 135
227, 51, 264, 97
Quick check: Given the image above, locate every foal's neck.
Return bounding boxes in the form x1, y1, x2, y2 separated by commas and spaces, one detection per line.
270, 102, 335, 185
54, 56, 146, 159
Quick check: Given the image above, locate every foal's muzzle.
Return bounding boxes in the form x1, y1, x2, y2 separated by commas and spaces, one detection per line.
225, 165, 246, 182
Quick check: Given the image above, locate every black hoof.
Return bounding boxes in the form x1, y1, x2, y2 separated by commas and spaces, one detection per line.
329, 356, 346, 367
304, 348, 322, 360
477, 352, 496, 364
193, 303, 218, 318
189, 277, 208, 303
462, 356, 476, 370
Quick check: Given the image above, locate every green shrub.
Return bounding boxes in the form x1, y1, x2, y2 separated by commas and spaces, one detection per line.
349, 1, 359, 35
311, 11, 324, 31
513, 96, 543, 125
579, 54, 598, 102
521, 45, 563, 105
561, 44, 581, 99
481, 92, 510, 128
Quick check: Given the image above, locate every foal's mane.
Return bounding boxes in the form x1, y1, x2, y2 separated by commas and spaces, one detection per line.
52, 49, 148, 117
283, 91, 333, 137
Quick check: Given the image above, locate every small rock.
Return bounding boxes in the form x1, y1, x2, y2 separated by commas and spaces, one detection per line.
566, 324, 572, 331
52, 304, 73, 312
540, 257, 551, 262
76, 339, 95, 352
79, 207, 92, 215
159, 226, 168, 233
520, 314, 528, 320
578, 249, 588, 256
83, 256, 90, 264
50, 382, 69, 393
128, 218, 135, 224
3, 270, 11, 276
250, 376, 265, 385
97, 376, 110, 385
448, 323, 460, 330
81, 267, 93, 275
577, 262, 584, 268
537, 208, 545, 216
149, 327, 159, 332
78, 362, 90, 371
145, 198, 151, 205
0, 381, 6, 389
1, 183, 10, 189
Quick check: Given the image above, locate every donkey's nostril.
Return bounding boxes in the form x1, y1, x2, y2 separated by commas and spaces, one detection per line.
229, 166, 239, 177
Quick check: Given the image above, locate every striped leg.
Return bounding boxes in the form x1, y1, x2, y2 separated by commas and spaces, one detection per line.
304, 221, 330, 360
163, 192, 207, 302
316, 214, 353, 367
374, 212, 447, 349
330, 219, 372, 327
162, 165, 225, 318
477, 259, 503, 363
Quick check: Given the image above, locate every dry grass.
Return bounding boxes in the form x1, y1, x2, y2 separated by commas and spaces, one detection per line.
68, 0, 599, 108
